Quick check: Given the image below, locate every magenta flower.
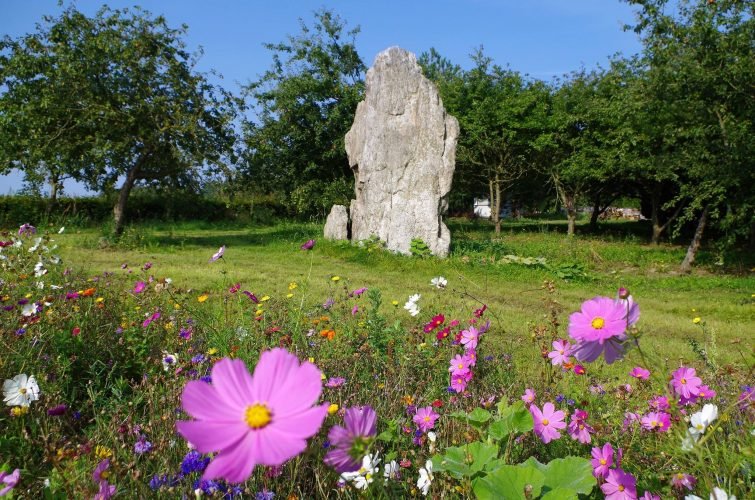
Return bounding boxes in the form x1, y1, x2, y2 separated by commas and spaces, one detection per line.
0, 469, 20, 496
548, 339, 573, 366
530, 402, 566, 444
615, 288, 640, 327
351, 287, 368, 297
601, 468, 637, 500
450, 373, 470, 393
176, 349, 328, 483
521, 388, 536, 405
640, 411, 671, 432
209, 246, 225, 262
629, 367, 650, 380
697, 385, 716, 400
649, 395, 669, 411
591, 442, 614, 478
640, 492, 660, 500
413, 406, 439, 433
567, 409, 593, 444
93, 459, 111, 483
671, 366, 702, 399
133, 281, 146, 294
622, 412, 641, 431
300, 239, 315, 251
573, 364, 586, 375
325, 377, 346, 388
460, 326, 480, 350
18, 223, 36, 236
324, 406, 377, 473
568, 297, 629, 364
671, 472, 697, 490
351, 305, 359, 316
448, 354, 471, 377
94, 480, 116, 500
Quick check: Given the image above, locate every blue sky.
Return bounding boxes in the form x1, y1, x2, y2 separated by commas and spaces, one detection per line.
0, 0, 644, 195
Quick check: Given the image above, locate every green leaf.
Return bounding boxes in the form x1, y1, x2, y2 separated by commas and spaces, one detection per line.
431, 448, 472, 479
488, 401, 533, 440
466, 442, 499, 473
541, 487, 578, 500
541, 457, 595, 495
472, 464, 544, 500
450, 407, 492, 429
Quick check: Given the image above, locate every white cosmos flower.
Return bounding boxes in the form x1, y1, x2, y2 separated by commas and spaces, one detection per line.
710, 487, 736, 500
404, 294, 421, 316
21, 302, 40, 317
384, 460, 400, 482
689, 404, 718, 438
34, 262, 47, 277
28, 237, 42, 252
417, 459, 433, 496
681, 432, 696, 451
3, 374, 40, 407
341, 453, 380, 490
162, 352, 178, 371
430, 276, 447, 289
58, 227, 65, 234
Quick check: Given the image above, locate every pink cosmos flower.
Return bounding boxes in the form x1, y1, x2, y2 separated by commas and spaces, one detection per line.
530, 402, 566, 444
548, 339, 573, 366
671, 366, 702, 399
568, 297, 629, 364
622, 412, 641, 430
300, 239, 315, 251
325, 377, 346, 388
629, 367, 650, 380
460, 326, 480, 350
324, 406, 377, 472
649, 395, 669, 411
465, 349, 477, 367
448, 354, 471, 377
0, 469, 20, 496
697, 385, 716, 400
615, 288, 640, 327
573, 364, 586, 375
640, 492, 660, 500
209, 246, 225, 262
671, 472, 697, 490
450, 372, 471, 393
176, 349, 328, 483
133, 281, 146, 294
567, 409, 593, 444
413, 406, 439, 433
521, 389, 536, 405
591, 442, 614, 478
601, 468, 637, 500
640, 411, 671, 432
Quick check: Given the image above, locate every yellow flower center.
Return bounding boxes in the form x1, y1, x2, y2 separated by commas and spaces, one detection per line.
618, 485, 625, 492
696, 424, 704, 430
458, 364, 464, 369
542, 418, 549, 425
19, 388, 27, 394
651, 420, 658, 427
681, 378, 687, 384
244, 404, 272, 429
600, 459, 606, 465
423, 416, 431, 422
591, 317, 605, 329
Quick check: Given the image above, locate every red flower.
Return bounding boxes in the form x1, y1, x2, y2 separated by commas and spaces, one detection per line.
72, 327, 81, 337
431, 399, 443, 408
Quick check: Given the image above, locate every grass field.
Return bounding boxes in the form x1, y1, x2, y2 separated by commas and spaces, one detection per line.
55, 218, 754, 368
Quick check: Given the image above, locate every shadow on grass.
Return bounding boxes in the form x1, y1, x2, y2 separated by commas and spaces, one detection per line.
142, 223, 319, 250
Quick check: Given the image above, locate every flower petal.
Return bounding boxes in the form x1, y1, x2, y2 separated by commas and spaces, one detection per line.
176, 420, 247, 454
181, 380, 243, 421
202, 431, 258, 483
270, 404, 328, 439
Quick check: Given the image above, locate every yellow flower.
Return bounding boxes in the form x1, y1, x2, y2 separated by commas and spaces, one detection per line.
328, 404, 339, 415
401, 395, 414, 406
10, 406, 28, 417
377, 383, 385, 389
95, 297, 104, 303
25, 293, 33, 298
331, 276, 340, 282
308, 357, 315, 363
255, 309, 264, 317
174, 303, 181, 310
391, 300, 399, 306
134, 306, 141, 311
95, 445, 113, 460
198, 294, 209, 303
207, 348, 218, 356
321, 373, 327, 381
164, 321, 174, 331
288, 282, 298, 290
693, 317, 701, 324
286, 293, 294, 299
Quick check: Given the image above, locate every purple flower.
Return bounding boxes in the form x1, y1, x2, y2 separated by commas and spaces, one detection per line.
0, 469, 20, 496
325, 377, 346, 388
18, 223, 36, 236
671, 366, 702, 400
181, 450, 210, 474
671, 472, 697, 491
322, 297, 335, 310
640, 411, 671, 432
134, 436, 153, 454
460, 326, 480, 350
649, 395, 669, 411
323, 406, 377, 473
142, 262, 153, 271
94, 480, 116, 500
93, 459, 111, 483
591, 442, 613, 478
209, 246, 225, 263
629, 367, 650, 380
133, 281, 147, 294
548, 339, 573, 366
242, 291, 259, 303
413, 406, 439, 433
47, 404, 68, 416
300, 239, 315, 251
521, 389, 536, 405
601, 468, 637, 500
351, 287, 368, 297
256, 490, 276, 500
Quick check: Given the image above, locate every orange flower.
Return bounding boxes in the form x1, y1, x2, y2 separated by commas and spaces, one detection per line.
401, 395, 415, 406
320, 316, 330, 322
80, 288, 96, 297
319, 329, 336, 341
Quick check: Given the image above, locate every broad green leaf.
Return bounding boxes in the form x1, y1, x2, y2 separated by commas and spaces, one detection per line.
472, 464, 544, 500
541, 456, 595, 495
466, 442, 499, 473
489, 401, 533, 439
541, 487, 578, 500
431, 447, 472, 479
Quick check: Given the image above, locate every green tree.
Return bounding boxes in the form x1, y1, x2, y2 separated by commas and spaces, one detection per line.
242, 9, 365, 218
625, 0, 754, 270
0, 6, 238, 235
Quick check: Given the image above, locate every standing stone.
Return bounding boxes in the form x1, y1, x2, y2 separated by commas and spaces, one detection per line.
345, 46, 458, 257
323, 204, 349, 240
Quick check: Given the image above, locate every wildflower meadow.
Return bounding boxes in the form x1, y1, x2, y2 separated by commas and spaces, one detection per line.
1, 222, 753, 499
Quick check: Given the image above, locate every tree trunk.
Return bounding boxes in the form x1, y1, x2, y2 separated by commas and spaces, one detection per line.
564, 193, 577, 236
494, 174, 502, 234
46, 176, 59, 217
650, 189, 663, 244
680, 206, 709, 273
589, 195, 601, 228
113, 165, 141, 237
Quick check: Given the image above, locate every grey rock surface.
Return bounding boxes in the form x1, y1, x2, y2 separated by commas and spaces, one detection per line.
323, 204, 349, 240
345, 46, 458, 257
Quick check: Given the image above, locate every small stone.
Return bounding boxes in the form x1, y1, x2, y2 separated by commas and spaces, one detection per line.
323, 205, 349, 240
